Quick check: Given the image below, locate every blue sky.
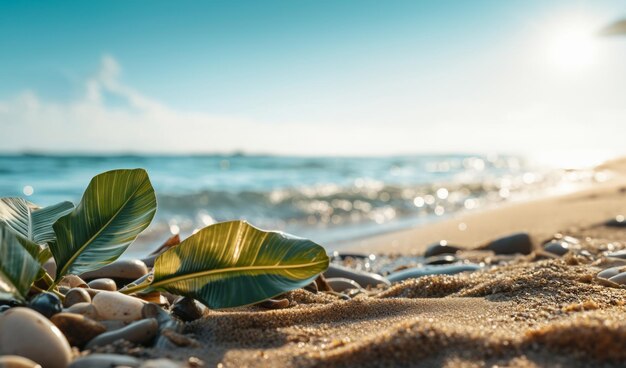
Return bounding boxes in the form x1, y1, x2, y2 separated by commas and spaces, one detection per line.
1, 0, 626, 163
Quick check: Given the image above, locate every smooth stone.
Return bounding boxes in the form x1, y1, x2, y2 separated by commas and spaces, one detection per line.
597, 266, 626, 279
66, 302, 100, 320
139, 359, 184, 368
171, 297, 204, 322
304, 280, 318, 293
324, 264, 390, 288
142, 303, 185, 349
0, 308, 72, 368
0, 356, 41, 368
42, 258, 56, 279
0, 305, 10, 313
387, 264, 483, 283
99, 320, 129, 331
85, 318, 158, 349
606, 250, 626, 259
88, 278, 117, 291
258, 298, 290, 309
605, 217, 626, 227
68, 354, 141, 368
80, 259, 149, 282
50, 312, 107, 348
92, 291, 145, 322
481, 232, 533, 255
608, 271, 626, 285
85, 288, 103, 299
58, 275, 88, 288
326, 277, 365, 292
424, 242, 462, 257
28, 292, 62, 318
64, 288, 92, 307
543, 241, 571, 256
425, 254, 458, 265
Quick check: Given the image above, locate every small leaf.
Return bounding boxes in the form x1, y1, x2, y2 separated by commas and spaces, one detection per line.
149, 220, 329, 309
0, 224, 41, 300
0, 198, 74, 245
51, 169, 157, 280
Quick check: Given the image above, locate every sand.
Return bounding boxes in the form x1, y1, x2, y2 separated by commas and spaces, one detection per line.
114, 159, 626, 367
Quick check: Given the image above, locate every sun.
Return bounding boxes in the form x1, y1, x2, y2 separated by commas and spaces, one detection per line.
544, 19, 598, 72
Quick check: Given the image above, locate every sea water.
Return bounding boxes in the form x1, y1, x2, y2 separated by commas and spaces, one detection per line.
0, 154, 597, 257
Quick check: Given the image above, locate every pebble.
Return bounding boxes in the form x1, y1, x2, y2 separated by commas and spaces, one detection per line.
606, 250, 626, 259
139, 359, 184, 368
0, 308, 72, 368
423, 241, 462, 257
66, 302, 100, 320
80, 259, 148, 283
88, 278, 117, 291
42, 258, 56, 279
85, 318, 158, 349
28, 292, 62, 318
597, 266, 626, 279
58, 275, 88, 289
609, 271, 626, 285
171, 297, 205, 322
92, 291, 145, 321
326, 277, 365, 292
543, 241, 571, 256
425, 254, 458, 265
0, 305, 10, 313
99, 320, 128, 332
258, 298, 290, 309
0, 356, 41, 368
481, 232, 534, 255
68, 354, 141, 368
387, 264, 483, 283
324, 264, 390, 288
50, 312, 107, 348
64, 288, 92, 307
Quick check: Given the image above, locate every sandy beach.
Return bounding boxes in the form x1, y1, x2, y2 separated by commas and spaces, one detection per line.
74, 159, 625, 367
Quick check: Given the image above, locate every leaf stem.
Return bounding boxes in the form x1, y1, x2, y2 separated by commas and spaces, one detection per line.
32, 285, 65, 301
119, 283, 150, 295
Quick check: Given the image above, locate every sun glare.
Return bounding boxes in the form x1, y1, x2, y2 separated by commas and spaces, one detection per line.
544, 19, 598, 72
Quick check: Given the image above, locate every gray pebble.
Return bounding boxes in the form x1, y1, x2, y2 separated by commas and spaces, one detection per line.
482, 232, 534, 255
68, 354, 141, 368
597, 266, 626, 279
324, 264, 390, 288
326, 278, 365, 292
387, 264, 482, 283
85, 318, 158, 349
608, 271, 626, 285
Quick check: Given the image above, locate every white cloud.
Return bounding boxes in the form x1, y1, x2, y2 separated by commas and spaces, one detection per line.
1, 54, 626, 165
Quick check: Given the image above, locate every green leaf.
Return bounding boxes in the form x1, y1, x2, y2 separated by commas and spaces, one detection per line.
147, 220, 329, 309
51, 169, 157, 280
0, 198, 74, 245
0, 224, 41, 300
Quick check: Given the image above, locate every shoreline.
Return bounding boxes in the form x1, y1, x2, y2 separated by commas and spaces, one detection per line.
338, 161, 626, 255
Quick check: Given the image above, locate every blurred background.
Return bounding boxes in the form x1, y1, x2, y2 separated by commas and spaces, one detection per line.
1, 1, 625, 253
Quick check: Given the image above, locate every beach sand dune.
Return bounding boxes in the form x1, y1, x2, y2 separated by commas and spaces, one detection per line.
129, 224, 626, 367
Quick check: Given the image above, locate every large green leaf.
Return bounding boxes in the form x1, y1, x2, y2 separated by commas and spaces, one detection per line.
145, 221, 329, 309
51, 169, 157, 280
0, 224, 41, 300
0, 198, 74, 245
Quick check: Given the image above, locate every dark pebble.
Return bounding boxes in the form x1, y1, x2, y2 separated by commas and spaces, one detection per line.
481, 232, 534, 255
171, 297, 204, 322
423, 241, 462, 257
28, 292, 62, 318
543, 241, 571, 256
387, 264, 482, 283
0, 305, 10, 313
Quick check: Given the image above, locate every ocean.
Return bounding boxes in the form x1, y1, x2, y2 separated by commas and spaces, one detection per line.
0, 154, 597, 257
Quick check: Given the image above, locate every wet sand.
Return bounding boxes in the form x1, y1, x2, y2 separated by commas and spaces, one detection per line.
115, 159, 626, 367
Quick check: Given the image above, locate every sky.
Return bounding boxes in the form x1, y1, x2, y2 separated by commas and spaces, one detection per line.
1, 0, 626, 164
